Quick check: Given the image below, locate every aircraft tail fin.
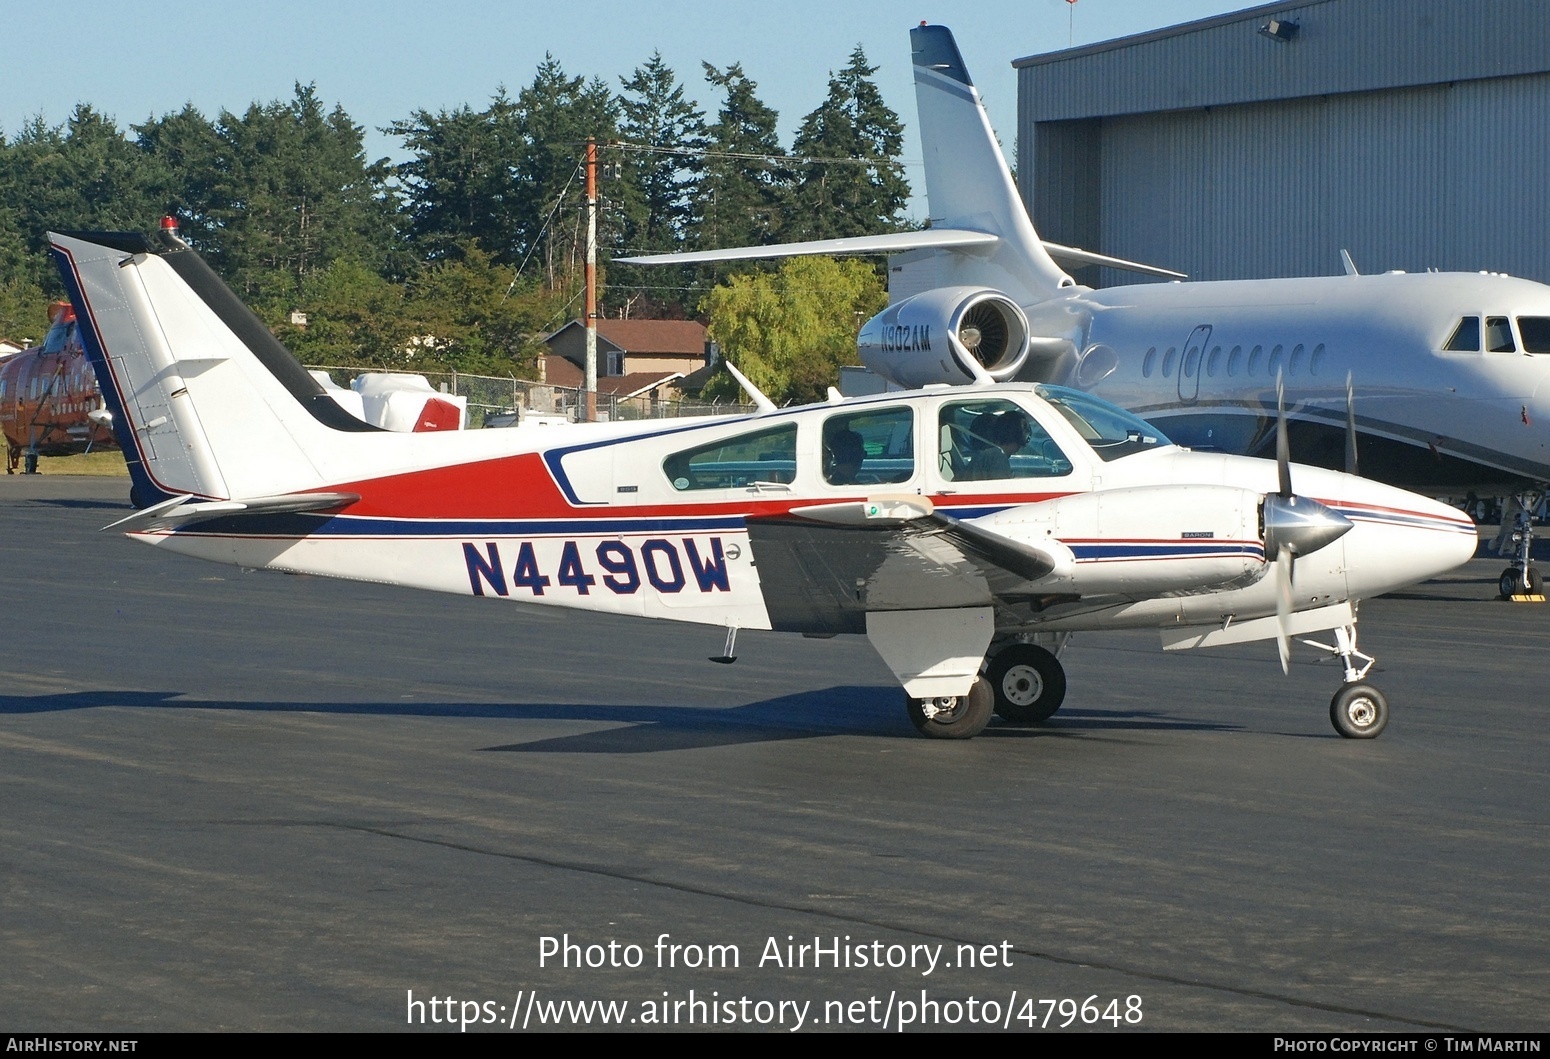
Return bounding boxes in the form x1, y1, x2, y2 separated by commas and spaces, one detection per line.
909, 24, 1074, 301
49, 229, 379, 507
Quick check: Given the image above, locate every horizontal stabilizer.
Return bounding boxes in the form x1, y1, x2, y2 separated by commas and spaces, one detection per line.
615, 228, 998, 266
105, 491, 360, 533
1041, 241, 1187, 281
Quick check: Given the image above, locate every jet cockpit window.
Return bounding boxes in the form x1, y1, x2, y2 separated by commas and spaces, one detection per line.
1444, 317, 1481, 352
663, 423, 797, 491
1517, 317, 1550, 354
1487, 317, 1516, 353
1037, 384, 1172, 462
938, 398, 1071, 481
41, 323, 69, 355
822, 407, 913, 485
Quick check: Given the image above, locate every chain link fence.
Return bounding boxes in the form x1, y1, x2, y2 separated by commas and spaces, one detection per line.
306, 366, 755, 427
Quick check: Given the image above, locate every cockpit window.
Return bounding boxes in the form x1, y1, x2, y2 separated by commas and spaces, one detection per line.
1518, 317, 1550, 354
1036, 384, 1172, 462
1487, 316, 1516, 353
1444, 317, 1480, 352
938, 398, 1071, 481
663, 423, 797, 491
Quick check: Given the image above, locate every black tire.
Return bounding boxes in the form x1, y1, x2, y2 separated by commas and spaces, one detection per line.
1330, 683, 1389, 739
1500, 566, 1541, 597
1500, 568, 1517, 599
906, 678, 994, 739
986, 643, 1066, 723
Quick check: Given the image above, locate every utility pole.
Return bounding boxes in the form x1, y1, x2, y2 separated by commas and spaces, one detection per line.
584, 138, 598, 423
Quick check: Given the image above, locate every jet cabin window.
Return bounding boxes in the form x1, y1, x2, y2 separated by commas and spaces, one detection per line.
664, 424, 797, 491
938, 399, 1072, 481
1518, 317, 1550, 354
823, 407, 913, 486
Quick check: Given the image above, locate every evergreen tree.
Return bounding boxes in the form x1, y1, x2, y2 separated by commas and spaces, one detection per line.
0, 107, 161, 289
618, 53, 707, 253
389, 92, 525, 267
134, 104, 224, 251
613, 53, 708, 317
208, 85, 393, 302
695, 62, 789, 250
514, 56, 620, 287
789, 45, 910, 240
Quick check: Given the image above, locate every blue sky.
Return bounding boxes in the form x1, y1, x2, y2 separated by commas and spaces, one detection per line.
5, 1, 1251, 219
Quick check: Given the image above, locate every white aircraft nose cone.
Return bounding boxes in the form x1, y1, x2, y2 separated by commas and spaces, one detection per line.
1338, 488, 1478, 599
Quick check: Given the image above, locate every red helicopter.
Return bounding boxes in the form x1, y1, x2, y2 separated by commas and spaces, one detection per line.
1, 301, 115, 473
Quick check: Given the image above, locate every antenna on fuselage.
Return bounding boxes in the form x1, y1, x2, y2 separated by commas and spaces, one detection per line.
723, 361, 776, 413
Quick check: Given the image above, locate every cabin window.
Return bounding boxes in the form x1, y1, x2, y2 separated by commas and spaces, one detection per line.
1161, 347, 1178, 377
1486, 317, 1516, 353
1182, 345, 1200, 378
1517, 317, 1550, 354
1268, 344, 1285, 378
1310, 343, 1327, 374
1445, 317, 1481, 351
1289, 343, 1305, 376
1247, 345, 1264, 375
663, 423, 797, 491
939, 398, 1071, 481
1142, 347, 1157, 377
823, 407, 913, 486
1227, 346, 1243, 376
1206, 345, 1222, 376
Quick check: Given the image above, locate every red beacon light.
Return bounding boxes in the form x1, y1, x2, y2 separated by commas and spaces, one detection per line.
159, 215, 187, 247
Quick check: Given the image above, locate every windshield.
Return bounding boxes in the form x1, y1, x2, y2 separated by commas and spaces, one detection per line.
1035, 384, 1172, 461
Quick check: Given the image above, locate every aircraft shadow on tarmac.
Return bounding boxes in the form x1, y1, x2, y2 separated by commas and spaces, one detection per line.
0, 687, 1239, 752
26, 497, 133, 511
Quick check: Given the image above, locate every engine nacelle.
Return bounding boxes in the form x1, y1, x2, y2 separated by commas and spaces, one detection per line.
974, 485, 1269, 596
859, 287, 1030, 388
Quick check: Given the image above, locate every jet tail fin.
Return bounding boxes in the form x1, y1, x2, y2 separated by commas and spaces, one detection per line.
909, 24, 1074, 302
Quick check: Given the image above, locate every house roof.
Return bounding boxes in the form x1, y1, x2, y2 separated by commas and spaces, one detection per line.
545, 318, 707, 355
537, 355, 682, 398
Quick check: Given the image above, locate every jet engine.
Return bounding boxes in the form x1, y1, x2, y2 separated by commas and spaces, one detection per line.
858, 287, 1031, 388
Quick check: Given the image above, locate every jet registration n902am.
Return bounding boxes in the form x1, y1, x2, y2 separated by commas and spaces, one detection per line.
50, 227, 1475, 739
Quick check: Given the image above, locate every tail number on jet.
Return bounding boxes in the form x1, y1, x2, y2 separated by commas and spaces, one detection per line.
462, 537, 732, 597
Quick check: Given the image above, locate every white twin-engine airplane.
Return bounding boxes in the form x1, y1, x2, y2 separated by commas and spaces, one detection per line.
621, 24, 1550, 510
51, 227, 1475, 740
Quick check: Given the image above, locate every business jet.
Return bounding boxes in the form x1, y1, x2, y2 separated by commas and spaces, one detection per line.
49, 225, 1475, 740
619, 23, 1550, 597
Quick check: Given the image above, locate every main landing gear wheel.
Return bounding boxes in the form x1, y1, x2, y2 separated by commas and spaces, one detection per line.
1330, 683, 1389, 739
1499, 565, 1542, 599
986, 643, 1066, 724
906, 678, 994, 739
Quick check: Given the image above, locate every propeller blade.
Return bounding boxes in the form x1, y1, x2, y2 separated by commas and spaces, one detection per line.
1276, 370, 1292, 498
1345, 371, 1359, 475
1275, 546, 1294, 675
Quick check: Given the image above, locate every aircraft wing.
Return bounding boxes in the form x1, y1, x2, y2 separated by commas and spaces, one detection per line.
613, 228, 998, 265
104, 491, 360, 533
745, 498, 1066, 634
617, 230, 1185, 280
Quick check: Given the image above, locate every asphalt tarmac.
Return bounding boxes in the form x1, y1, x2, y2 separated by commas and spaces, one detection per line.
3, 475, 1548, 1033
